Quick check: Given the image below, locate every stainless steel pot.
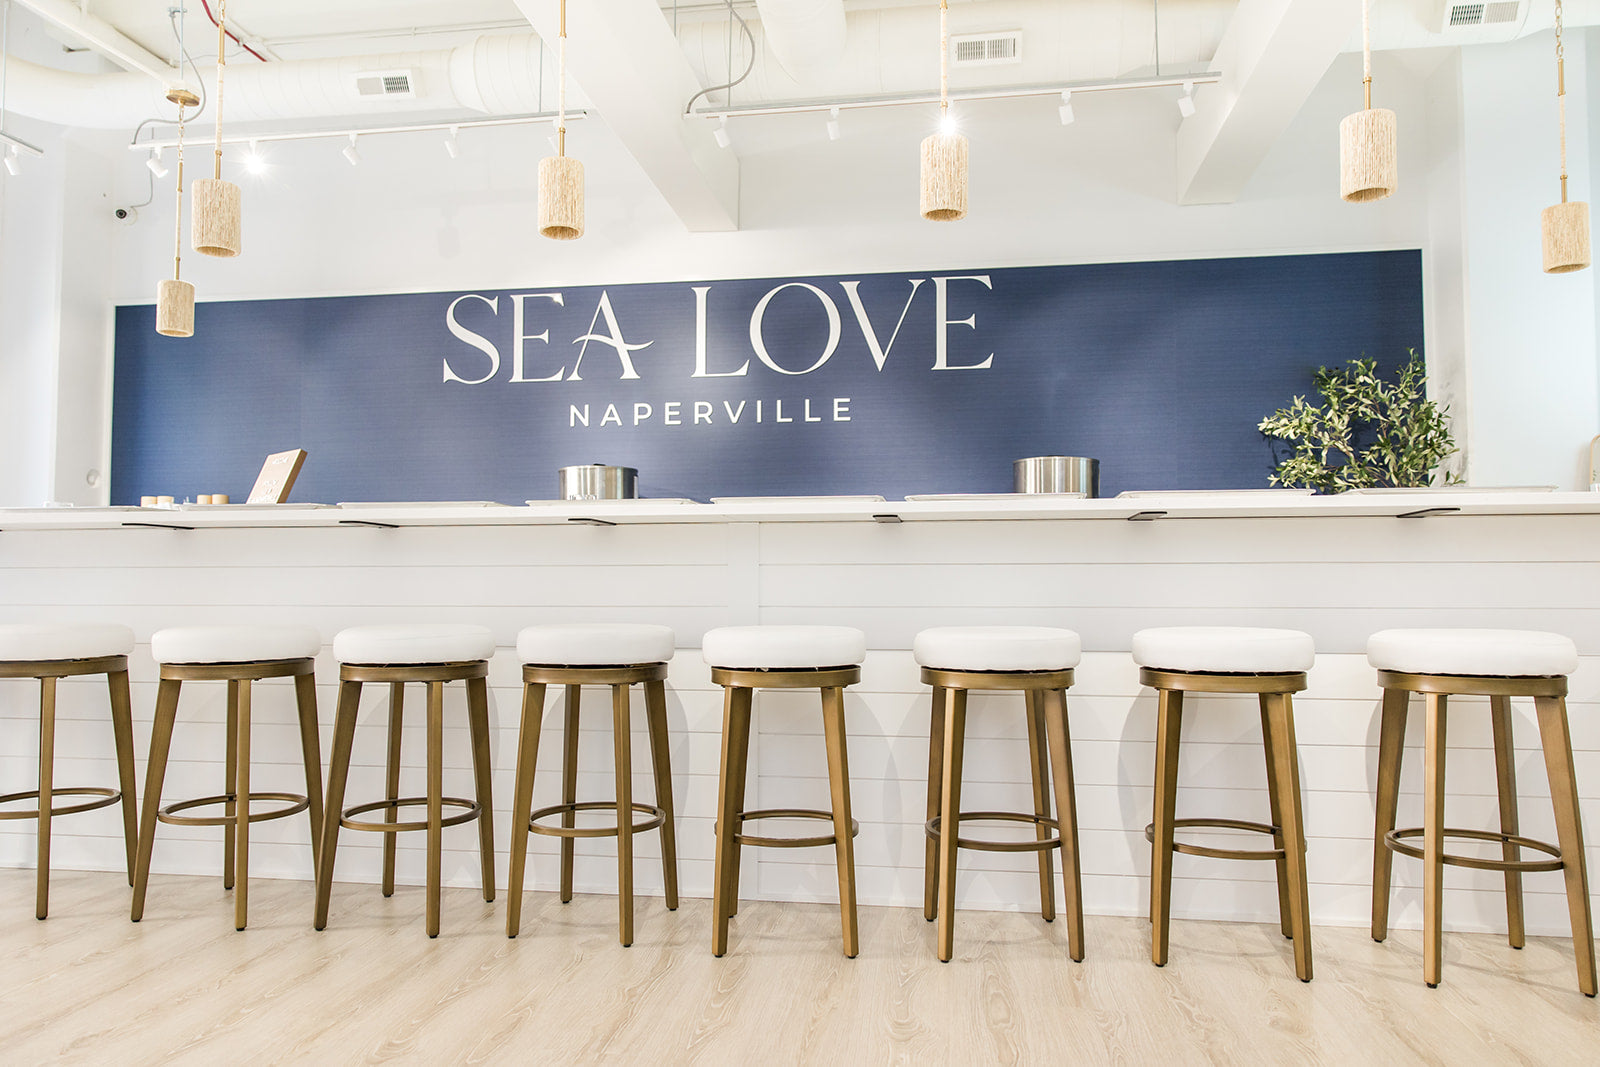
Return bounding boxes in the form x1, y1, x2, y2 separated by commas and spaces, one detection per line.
1014, 456, 1099, 497
558, 464, 638, 500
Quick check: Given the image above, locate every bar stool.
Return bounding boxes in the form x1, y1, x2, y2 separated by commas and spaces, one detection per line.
132, 625, 324, 931
1133, 626, 1315, 982
916, 626, 1085, 963
506, 623, 679, 946
315, 623, 496, 938
0, 623, 139, 919
1368, 628, 1595, 996
706, 625, 866, 958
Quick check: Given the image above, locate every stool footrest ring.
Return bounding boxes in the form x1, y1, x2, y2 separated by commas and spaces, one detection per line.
726, 807, 860, 849
0, 786, 122, 820
1144, 817, 1287, 862
159, 791, 309, 828
926, 811, 1062, 853
528, 800, 666, 839
1384, 827, 1565, 873
341, 796, 480, 834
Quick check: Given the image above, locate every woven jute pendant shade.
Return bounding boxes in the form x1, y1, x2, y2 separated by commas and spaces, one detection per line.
192, 178, 241, 257
156, 279, 196, 337
1543, 200, 1592, 273
1339, 107, 1398, 203
539, 155, 584, 240
920, 132, 968, 221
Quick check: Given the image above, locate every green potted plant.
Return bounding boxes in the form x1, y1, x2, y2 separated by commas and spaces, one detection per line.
1258, 351, 1461, 493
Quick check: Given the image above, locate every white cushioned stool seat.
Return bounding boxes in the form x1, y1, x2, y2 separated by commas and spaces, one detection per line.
1367, 628, 1579, 677
153, 625, 321, 664
914, 626, 1082, 672
703, 625, 866, 669
518, 623, 675, 666
0, 623, 134, 662
1133, 626, 1315, 674
334, 624, 493, 665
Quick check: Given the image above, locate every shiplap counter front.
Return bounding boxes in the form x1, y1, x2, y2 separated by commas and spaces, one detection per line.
1, 493, 1596, 937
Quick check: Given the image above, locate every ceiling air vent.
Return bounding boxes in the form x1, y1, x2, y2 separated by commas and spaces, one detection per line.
951, 31, 1022, 68
353, 70, 416, 100
1441, 0, 1525, 30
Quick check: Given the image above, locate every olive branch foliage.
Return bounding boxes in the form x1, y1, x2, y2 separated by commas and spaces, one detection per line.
1257, 351, 1461, 493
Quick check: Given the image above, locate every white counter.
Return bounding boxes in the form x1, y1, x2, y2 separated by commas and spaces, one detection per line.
1, 493, 1596, 936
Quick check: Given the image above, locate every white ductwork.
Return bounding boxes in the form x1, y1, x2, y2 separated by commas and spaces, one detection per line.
0, 33, 551, 131
13, 0, 175, 84
753, 0, 847, 82
680, 0, 1235, 106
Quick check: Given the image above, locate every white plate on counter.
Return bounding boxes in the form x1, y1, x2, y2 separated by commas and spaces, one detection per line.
524, 498, 698, 506
709, 495, 885, 504
1117, 488, 1314, 499
904, 493, 1085, 502
1339, 485, 1556, 495
337, 501, 505, 508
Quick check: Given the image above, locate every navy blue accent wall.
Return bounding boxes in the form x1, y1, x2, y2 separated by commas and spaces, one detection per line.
111, 250, 1424, 503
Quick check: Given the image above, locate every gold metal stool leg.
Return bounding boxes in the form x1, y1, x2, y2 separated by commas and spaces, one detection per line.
822, 684, 859, 959
293, 671, 324, 879
314, 679, 362, 930
645, 680, 679, 911
467, 675, 495, 903
923, 683, 946, 923
1149, 687, 1183, 966
935, 686, 967, 962
1259, 696, 1292, 940
1489, 695, 1525, 949
233, 679, 253, 930
382, 682, 404, 897
425, 680, 444, 939
1265, 692, 1312, 982
725, 688, 753, 920
559, 685, 581, 903
1026, 689, 1057, 923
1534, 695, 1597, 997
108, 669, 139, 887
35, 676, 57, 920
613, 683, 635, 946
1043, 686, 1085, 962
506, 681, 546, 938
132, 678, 182, 922
1371, 687, 1408, 942
712, 685, 751, 957
223, 680, 238, 892
1422, 693, 1448, 988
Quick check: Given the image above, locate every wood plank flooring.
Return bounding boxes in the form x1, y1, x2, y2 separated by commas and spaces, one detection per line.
1, 868, 1596, 1064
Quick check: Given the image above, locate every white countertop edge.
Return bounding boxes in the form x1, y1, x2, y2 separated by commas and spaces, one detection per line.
2, 492, 1599, 530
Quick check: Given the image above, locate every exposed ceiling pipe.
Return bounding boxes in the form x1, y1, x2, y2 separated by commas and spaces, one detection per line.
12, 0, 175, 84
0, 34, 555, 130
753, 0, 846, 81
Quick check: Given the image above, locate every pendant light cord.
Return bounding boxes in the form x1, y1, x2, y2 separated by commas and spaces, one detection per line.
213, 0, 226, 179
174, 4, 188, 282
557, 0, 566, 157
1362, 0, 1372, 111
1556, 0, 1568, 203
939, 0, 949, 120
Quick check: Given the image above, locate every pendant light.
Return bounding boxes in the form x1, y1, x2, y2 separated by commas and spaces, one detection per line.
1339, 0, 1397, 203
538, 0, 584, 240
192, 0, 240, 257
156, 86, 201, 337
920, 0, 967, 222
1542, 0, 1590, 273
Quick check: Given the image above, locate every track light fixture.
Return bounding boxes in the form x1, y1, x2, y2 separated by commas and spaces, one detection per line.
342, 134, 360, 166
826, 107, 841, 141
444, 126, 460, 159
243, 139, 265, 175
3, 145, 19, 177
1058, 90, 1075, 126
1177, 82, 1196, 120
146, 148, 169, 178
713, 114, 732, 149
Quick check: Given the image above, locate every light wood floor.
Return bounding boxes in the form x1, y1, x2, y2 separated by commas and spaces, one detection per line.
1, 869, 1596, 1065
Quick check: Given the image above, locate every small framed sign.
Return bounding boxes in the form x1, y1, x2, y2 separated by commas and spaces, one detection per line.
246, 449, 308, 504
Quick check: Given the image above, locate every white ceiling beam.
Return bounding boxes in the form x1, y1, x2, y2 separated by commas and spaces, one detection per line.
513, 0, 739, 232
13, 0, 176, 85
1175, 0, 1359, 206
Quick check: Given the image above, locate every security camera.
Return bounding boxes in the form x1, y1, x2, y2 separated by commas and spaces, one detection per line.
113, 206, 138, 224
